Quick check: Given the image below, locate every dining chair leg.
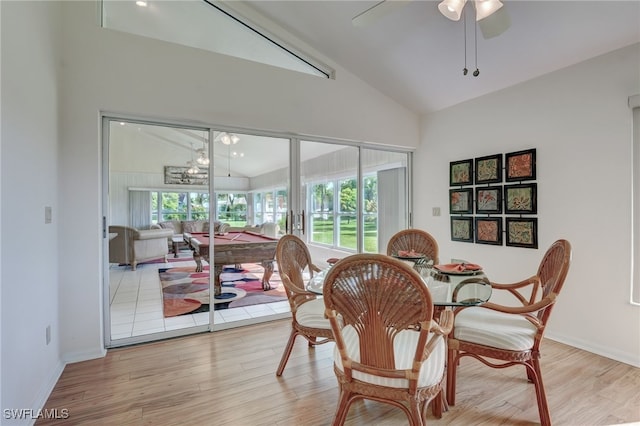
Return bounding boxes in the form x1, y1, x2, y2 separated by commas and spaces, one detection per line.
529, 358, 552, 426
431, 391, 443, 418
276, 329, 298, 376
331, 389, 353, 426
446, 348, 458, 405
408, 399, 424, 426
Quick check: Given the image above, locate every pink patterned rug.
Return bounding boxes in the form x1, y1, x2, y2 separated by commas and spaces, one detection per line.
159, 263, 286, 317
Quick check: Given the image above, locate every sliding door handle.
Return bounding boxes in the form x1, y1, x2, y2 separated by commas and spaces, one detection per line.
301, 210, 305, 235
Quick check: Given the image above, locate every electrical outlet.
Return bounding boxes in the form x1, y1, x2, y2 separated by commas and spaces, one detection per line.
46, 325, 51, 345
45, 206, 52, 224
432, 207, 441, 217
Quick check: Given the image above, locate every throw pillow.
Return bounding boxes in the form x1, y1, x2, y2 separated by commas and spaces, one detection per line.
182, 221, 198, 233
158, 221, 175, 231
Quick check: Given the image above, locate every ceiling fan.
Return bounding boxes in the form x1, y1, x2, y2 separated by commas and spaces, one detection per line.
352, 0, 511, 39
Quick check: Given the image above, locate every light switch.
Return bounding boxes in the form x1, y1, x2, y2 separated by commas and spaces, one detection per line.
432, 207, 441, 217
45, 206, 52, 224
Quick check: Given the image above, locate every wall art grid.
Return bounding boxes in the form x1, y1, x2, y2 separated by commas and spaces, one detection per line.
449, 148, 537, 248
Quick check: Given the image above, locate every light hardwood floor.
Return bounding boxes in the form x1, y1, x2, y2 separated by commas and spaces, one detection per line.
39, 319, 639, 425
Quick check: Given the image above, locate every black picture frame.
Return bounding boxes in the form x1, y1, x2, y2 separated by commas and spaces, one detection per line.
475, 217, 503, 245
450, 159, 473, 186
504, 183, 537, 214
475, 154, 503, 184
449, 188, 473, 214
475, 186, 502, 214
505, 148, 536, 182
505, 217, 538, 249
451, 216, 474, 242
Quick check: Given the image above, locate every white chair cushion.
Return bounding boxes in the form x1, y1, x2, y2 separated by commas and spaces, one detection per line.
296, 298, 332, 329
334, 325, 445, 389
454, 307, 537, 351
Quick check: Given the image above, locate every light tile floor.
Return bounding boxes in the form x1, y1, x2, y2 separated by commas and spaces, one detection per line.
109, 255, 291, 341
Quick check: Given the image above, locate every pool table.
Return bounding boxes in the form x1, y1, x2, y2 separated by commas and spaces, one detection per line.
184, 231, 278, 297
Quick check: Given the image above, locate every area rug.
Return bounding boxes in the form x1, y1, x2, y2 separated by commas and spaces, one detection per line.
159, 263, 286, 317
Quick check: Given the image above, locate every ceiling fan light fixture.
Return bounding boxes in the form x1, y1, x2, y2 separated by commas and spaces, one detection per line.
438, 0, 467, 21
219, 132, 240, 145
474, 0, 503, 21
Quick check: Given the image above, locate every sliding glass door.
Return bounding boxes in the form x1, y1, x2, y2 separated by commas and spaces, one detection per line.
298, 140, 410, 260
103, 117, 411, 348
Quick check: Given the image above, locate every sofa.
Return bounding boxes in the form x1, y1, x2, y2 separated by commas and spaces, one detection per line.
152, 219, 220, 235
109, 225, 174, 270
151, 220, 279, 238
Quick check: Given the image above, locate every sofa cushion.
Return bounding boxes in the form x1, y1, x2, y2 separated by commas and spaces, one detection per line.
203, 221, 210, 233
182, 220, 207, 233
136, 228, 173, 240
158, 221, 175, 231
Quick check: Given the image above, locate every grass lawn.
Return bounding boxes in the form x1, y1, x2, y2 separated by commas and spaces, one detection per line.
311, 217, 378, 252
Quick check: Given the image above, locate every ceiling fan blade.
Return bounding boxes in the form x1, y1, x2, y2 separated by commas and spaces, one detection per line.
478, 6, 511, 39
352, 0, 413, 27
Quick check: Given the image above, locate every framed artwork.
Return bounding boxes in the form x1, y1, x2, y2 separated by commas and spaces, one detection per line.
475, 154, 502, 184
451, 216, 474, 242
450, 159, 473, 186
504, 183, 537, 214
505, 148, 536, 182
476, 186, 502, 214
505, 217, 538, 249
164, 166, 208, 185
449, 188, 473, 214
475, 217, 503, 245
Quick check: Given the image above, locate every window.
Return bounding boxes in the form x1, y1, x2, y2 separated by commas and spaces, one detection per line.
252, 188, 288, 233
216, 192, 247, 227
309, 181, 335, 246
151, 191, 208, 222
101, 0, 333, 78
308, 175, 378, 252
363, 175, 379, 253
338, 178, 357, 249
190, 192, 210, 220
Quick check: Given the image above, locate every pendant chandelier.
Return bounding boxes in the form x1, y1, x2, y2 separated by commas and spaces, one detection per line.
195, 140, 210, 166
217, 132, 240, 177
186, 143, 200, 175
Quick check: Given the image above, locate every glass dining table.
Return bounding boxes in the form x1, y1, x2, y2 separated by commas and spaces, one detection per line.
306, 260, 492, 308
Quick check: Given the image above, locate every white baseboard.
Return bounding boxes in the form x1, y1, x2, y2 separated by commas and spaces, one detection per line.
546, 331, 640, 368
62, 347, 107, 365
25, 359, 66, 426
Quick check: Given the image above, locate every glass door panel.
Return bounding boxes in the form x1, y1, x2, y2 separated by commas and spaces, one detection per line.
300, 141, 358, 260
215, 132, 290, 237
105, 119, 212, 348
299, 141, 411, 261
361, 148, 410, 253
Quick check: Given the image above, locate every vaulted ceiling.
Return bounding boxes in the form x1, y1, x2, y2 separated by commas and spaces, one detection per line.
244, 0, 640, 114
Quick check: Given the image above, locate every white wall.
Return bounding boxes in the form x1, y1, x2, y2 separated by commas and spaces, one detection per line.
57, 0, 418, 362
2, 0, 637, 420
1, 1, 64, 422
414, 43, 640, 366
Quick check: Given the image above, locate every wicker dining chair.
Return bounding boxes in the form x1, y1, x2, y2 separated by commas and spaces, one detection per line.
446, 239, 572, 426
275, 234, 334, 376
386, 229, 440, 265
323, 253, 453, 426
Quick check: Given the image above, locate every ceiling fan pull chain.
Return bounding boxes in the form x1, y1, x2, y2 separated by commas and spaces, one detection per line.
473, 13, 480, 77
463, 7, 468, 75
